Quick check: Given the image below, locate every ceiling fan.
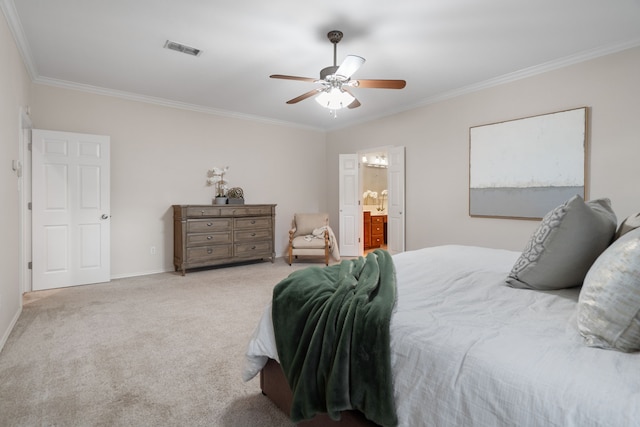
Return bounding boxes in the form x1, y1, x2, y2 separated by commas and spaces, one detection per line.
270, 30, 406, 112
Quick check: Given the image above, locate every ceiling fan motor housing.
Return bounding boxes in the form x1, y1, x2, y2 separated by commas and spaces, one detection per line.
327, 30, 343, 44
320, 65, 340, 81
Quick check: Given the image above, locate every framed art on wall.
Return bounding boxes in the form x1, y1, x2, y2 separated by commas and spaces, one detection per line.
469, 107, 588, 219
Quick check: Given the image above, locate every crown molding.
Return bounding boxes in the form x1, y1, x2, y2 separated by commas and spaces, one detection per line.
415, 38, 640, 108
0, 0, 38, 80
32, 76, 325, 132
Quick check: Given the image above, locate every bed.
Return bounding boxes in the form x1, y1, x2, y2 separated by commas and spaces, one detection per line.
243, 197, 640, 427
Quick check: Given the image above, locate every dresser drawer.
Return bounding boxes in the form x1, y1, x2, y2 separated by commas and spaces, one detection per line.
371, 236, 383, 247
186, 207, 222, 217
235, 217, 272, 229
372, 216, 385, 225
235, 241, 272, 257
186, 232, 232, 246
227, 206, 273, 216
186, 245, 232, 262
187, 218, 232, 233
372, 224, 384, 236
235, 229, 272, 242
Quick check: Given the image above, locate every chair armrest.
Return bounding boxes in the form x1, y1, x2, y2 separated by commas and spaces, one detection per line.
289, 227, 297, 243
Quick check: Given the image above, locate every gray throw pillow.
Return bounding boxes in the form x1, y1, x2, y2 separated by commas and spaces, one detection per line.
506, 195, 617, 290
577, 227, 640, 352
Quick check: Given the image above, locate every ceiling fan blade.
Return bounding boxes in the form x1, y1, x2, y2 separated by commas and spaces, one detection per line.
343, 88, 361, 109
354, 79, 406, 89
286, 88, 322, 104
270, 74, 317, 83
336, 55, 365, 79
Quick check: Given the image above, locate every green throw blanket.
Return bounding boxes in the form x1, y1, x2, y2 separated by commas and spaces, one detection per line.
272, 249, 398, 427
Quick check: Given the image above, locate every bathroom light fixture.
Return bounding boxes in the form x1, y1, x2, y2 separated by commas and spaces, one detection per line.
363, 155, 388, 168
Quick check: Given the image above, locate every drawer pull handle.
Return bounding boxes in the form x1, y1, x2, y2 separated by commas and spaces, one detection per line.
251, 233, 256, 237
207, 222, 213, 226
251, 246, 256, 250
207, 249, 213, 254
207, 236, 212, 240
251, 220, 256, 224
201, 210, 205, 215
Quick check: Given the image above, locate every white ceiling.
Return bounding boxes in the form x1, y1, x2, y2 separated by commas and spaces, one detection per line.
4, 0, 640, 131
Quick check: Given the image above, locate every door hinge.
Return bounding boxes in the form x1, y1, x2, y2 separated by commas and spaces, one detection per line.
28, 261, 32, 270
28, 202, 32, 210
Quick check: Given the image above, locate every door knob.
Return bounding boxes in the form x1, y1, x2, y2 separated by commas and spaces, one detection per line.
101, 214, 110, 220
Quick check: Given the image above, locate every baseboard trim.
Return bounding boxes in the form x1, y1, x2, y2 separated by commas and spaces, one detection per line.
0, 305, 22, 354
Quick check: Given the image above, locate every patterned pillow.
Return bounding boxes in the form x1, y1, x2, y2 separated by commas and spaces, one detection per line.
577, 227, 640, 352
506, 195, 617, 290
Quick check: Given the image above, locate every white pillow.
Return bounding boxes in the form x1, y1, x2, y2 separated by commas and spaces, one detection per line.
506, 195, 616, 290
577, 227, 640, 352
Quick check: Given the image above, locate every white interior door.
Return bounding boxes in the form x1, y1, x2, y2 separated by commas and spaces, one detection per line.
386, 146, 405, 254
339, 154, 360, 257
32, 129, 111, 290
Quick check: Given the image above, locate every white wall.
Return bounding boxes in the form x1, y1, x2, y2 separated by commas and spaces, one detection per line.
0, 10, 30, 350
29, 85, 327, 278
327, 46, 640, 253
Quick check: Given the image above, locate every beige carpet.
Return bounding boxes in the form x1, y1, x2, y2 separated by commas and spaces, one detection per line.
0, 258, 326, 426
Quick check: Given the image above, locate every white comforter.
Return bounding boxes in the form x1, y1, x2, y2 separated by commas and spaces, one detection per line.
244, 245, 640, 427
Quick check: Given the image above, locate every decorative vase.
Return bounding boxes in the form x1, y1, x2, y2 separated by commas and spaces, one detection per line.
214, 197, 228, 205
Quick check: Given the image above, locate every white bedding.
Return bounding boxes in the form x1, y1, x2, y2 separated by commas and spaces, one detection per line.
244, 245, 640, 427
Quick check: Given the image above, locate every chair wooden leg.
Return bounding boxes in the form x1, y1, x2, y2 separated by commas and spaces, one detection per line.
288, 246, 293, 265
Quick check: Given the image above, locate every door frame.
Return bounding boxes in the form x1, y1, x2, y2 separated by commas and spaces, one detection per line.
339, 144, 405, 257
19, 107, 32, 294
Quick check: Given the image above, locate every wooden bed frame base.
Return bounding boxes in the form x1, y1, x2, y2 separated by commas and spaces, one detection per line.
260, 358, 379, 427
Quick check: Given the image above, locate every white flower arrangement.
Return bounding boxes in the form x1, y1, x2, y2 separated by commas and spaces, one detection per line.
378, 189, 388, 211
363, 190, 378, 204
206, 166, 229, 197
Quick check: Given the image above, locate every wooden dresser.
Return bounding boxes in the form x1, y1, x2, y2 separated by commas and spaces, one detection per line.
173, 204, 276, 275
370, 214, 386, 248
363, 211, 372, 249
363, 212, 387, 249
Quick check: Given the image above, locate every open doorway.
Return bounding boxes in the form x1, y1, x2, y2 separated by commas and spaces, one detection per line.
360, 150, 388, 254
338, 146, 404, 257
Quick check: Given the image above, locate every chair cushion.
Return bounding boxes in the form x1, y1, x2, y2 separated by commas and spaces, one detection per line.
291, 235, 327, 249
295, 213, 328, 236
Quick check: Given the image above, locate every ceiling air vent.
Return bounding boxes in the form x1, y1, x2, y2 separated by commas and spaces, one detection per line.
164, 40, 202, 57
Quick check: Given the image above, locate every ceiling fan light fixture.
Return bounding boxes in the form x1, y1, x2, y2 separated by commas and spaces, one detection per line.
315, 87, 355, 110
